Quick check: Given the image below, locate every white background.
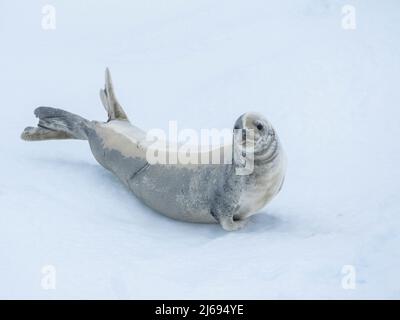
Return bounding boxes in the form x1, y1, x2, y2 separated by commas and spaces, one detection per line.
1, 0, 399, 298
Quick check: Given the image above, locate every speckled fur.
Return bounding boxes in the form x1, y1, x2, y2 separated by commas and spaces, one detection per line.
21, 70, 286, 231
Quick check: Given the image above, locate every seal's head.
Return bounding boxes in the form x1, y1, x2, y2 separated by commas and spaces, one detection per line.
233, 112, 279, 161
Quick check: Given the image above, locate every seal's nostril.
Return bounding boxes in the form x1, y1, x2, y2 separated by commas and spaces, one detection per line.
242, 130, 247, 141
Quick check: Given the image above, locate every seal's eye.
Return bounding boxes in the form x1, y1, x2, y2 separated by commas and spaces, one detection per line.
256, 123, 264, 131
234, 124, 240, 130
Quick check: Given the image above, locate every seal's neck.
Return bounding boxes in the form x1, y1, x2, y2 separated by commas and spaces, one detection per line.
254, 138, 280, 166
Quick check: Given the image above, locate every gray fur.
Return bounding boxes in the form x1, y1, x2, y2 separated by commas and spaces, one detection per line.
100, 68, 129, 121
21, 126, 74, 141
21, 107, 91, 141
21, 69, 286, 231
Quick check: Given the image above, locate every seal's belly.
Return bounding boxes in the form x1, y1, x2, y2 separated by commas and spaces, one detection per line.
128, 164, 221, 223
87, 121, 219, 223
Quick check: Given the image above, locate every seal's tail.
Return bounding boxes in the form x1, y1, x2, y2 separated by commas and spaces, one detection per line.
21, 107, 90, 141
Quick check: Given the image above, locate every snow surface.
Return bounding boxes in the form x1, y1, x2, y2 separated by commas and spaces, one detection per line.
1, 0, 400, 299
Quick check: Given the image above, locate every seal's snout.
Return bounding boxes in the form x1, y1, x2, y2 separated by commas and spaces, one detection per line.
233, 113, 265, 146
233, 114, 245, 131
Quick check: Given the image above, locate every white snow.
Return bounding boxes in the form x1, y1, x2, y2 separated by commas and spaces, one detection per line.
1, 0, 400, 299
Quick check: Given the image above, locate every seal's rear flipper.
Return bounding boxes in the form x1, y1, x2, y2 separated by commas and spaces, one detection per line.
100, 68, 129, 122
21, 107, 90, 141
21, 126, 75, 141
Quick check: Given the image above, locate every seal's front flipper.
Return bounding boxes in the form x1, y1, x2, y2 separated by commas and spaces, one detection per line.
219, 216, 248, 231
100, 68, 129, 122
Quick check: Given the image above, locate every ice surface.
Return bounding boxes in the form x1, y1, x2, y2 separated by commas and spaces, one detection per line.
1, 0, 399, 298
